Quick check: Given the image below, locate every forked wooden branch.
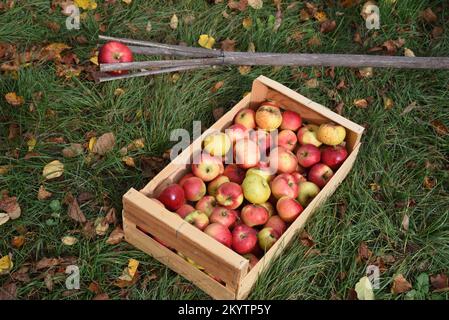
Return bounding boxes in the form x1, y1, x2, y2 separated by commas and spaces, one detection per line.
97, 35, 449, 82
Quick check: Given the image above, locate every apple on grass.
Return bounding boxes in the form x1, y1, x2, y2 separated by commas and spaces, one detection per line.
203, 132, 231, 157
296, 144, 321, 168
216, 182, 243, 210
157, 184, 185, 211
195, 195, 216, 217
264, 215, 287, 236
297, 181, 320, 207
234, 109, 256, 129
276, 196, 303, 223
223, 164, 246, 185
270, 173, 299, 199
297, 124, 322, 147
277, 130, 298, 151
207, 175, 230, 197
184, 210, 209, 230
317, 123, 346, 146
226, 124, 248, 143
232, 224, 258, 254
242, 174, 271, 204
321, 145, 348, 170
98, 41, 133, 75
255, 102, 283, 130
281, 110, 302, 131
308, 163, 334, 188
269, 147, 297, 174
192, 153, 224, 182
179, 176, 206, 202
210, 207, 238, 229
176, 204, 195, 219
234, 138, 260, 169
241, 204, 269, 227
258, 227, 279, 251
204, 223, 232, 248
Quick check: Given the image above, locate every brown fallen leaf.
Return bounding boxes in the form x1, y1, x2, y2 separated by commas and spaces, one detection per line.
238, 65, 251, 75
320, 20, 336, 33
5, 92, 24, 106
299, 9, 310, 22
423, 176, 436, 189
400, 101, 418, 115
420, 7, 438, 24
307, 35, 321, 47
228, 0, 248, 11
0, 195, 21, 220
430, 273, 449, 292
95, 217, 109, 236
383, 96, 394, 110
82, 220, 96, 239
401, 214, 409, 231
67, 194, 87, 224
88, 281, 101, 294
430, 120, 448, 136
92, 132, 115, 155
431, 26, 444, 39
354, 99, 368, 109
93, 293, 110, 300
122, 156, 135, 167
0, 282, 17, 300
11, 267, 30, 283
300, 230, 315, 247
11, 236, 25, 249
357, 241, 372, 262
61, 236, 78, 246
391, 274, 412, 294
105, 207, 117, 225
35, 257, 62, 270
211, 81, 225, 93
106, 226, 125, 245
62, 143, 83, 158
242, 17, 252, 29
44, 273, 53, 291
305, 78, 319, 88
37, 185, 52, 200
334, 102, 344, 115
8, 123, 19, 140
221, 38, 236, 52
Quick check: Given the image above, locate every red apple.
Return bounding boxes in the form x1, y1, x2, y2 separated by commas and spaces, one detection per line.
269, 147, 297, 174
210, 207, 238, 229
176, 204, 195, 219
157, 184, 185, 211
184, 210, 209, 230
223, 164, 246, 185
216, 182, 243, 209
207, 175, 230, 197
258, 227, 279, 251
204, 223, 232, 248
192, 153, 224, 182
308, 163, 334, 188
277, 130, 298, 151
180, 176, 206, 202
232, 224, 258, 254
234, 108, 256, 129
249, 129, 272, 152
98, 41, 134, 75
242, 253, 259, 270
321, 145, 348, 170
296, 144, 321, 168
234, 138, 260, 169
259, 202, 275, 217
195, 195, 216, 217
264, 215, 287, 236
276, 196, 303, 223
291, 172, 307, 185
241, 204, 269, 227
281, 110, 302, 131
226, 124, 248, 143
270, 173, 299, 199
178, 173, 194, 186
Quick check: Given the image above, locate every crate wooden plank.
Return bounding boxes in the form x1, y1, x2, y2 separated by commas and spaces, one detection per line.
123, 216, 235, 299
123, 188, 249, 289
236, 142, 361, 299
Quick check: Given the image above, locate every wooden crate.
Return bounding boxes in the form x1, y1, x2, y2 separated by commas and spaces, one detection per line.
122, 75, 365, 300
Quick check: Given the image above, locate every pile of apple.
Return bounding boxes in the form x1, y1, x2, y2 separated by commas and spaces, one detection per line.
153, 101, 348, 274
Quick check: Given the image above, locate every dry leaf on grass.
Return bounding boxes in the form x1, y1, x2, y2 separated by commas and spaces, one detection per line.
211, 81, 224, 93
430, 273, 449, 292
92, 132, 115, 155
0, 195, 21, 220
198, 35, 215, 49
305, 78, 319, 88
391, 274, 412, 294
401, 214, 409, 231
0, 282, 17, 300
66, 195, 86, 224
354, 99, 368, 108
115, 258, 139, 287
383, 97, 394, 110
248, 0, 262, 10
75, 0, 97, 10
242, 17, 252, 29
5, 92, 24, 106
62, 143, 83, 158
43, 160, 64, 180
320, 20, 336, 33
228, 0, 248, 11
404, 48, 415, 57
423, 176, 436, 189
357, 241, 372, 262
212, 107, 225, 121
11, 236, 25, 249
221, 39, 236, 52
0, 255, 13, 275
122, 156, 135, 167
37, 185, 52, 200
0, 213, 9, 226
95, 217, 109, 236
35, 257, 61, 270
420, 7, 438, 24
61, 236, 78, 246
169, 14, 178, 30
355, 276, 374, 300
238, 65, 251, 75
93, 293, 110, 300
430, 120, 448, 136
106, 226, 125, 245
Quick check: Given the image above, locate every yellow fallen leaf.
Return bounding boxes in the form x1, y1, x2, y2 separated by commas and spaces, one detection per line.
0, 213, 10, 226
404, 48, 415, 57
95, 217, 109, 236
171, 72, 181, 83
242, 17, 252, 30
248, 0, 263, 10
355, 276, 375, 300
145, 20, 152, 32
170, 14, 178, 30
359, 67, 374, 78
305, 78, 319, 88
88, 136, 97, 152
122, 0, 132, 4
114, 88, 125, 96
90, 51, 99, 65
61, 236, 78, 246
0, 165, 12, 175
314, 11, 328, 22
198, 34, 215, 49
118, 258, 139, 281
42, 43, 71, 61
122, 156, 135, 167
75, 0, 97, 10
43, 160, 64, 180
384, 97, 394, 110
0, 255, 13, 275
5, 92, 24, 106
27, 136, 37, 152
238, 65, 251, 75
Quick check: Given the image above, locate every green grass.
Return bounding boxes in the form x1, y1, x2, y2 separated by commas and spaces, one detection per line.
1, 0, 448, 300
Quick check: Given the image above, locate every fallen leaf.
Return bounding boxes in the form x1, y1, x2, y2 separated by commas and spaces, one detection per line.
431, 26, 444, 38
420, 7, 438, 24
88, 281, 101, 294
11, 236, 25, 249
38, 185, 53, 201
247, 42, 256, 53
83, 220, 96, 239
115, 258, 139, 287
248, 0, 262, 9
122, 156, 135, 167
221, 38, 236, 52
8, 124, 19, 140
198, 34, 215, 49
430, 273, 449, 292
183, 14, 195, 25
95, 217, 109, 236
88, 136, 97, 152
369, 182, 380, 192
358, 67, 373, 78
354, 99, 368, 108
401, 214, 409, 231
35, 257, 61, 270
228, 0, 248, 11
212, 107, 225, 120
93, 293, 110, 300
169, 14, 178, 30
105, 208, 117, 225
67, 195, 87, 224
0, 196, 21, 220
5, 92, 24, 106
145, 20, 152, 32
238, 65, 251, 75
307, 35, 321, 47
299, 9, 310, 21
300, 230, 315, 247
400, 101, 418, 115
106, 226, 124, 245
89, 52, 98, 65
430, 120, 448, 136
391, 274, 412, 294
75, 0, 97, 10
43, 160, 64, 180
357, 242, 373, 263
0, 166, 12, 176
114, 88, 125, 96
404, 48, 415, 57
340, 0, 359, 8
62, 143, 83, 158
41, 43, 71, 61
0, 255, 13, 275
242, 17, 252, 29
305, 78, 319, 88
211, 81, 224, 93
355, 276, 375, 300
320, 20, 336, 33
0, 213, 10, 226
423, 176, 436, 189
92, 132, 115, 155
61, 236, 78, 246
273, 6, 282, 32
314, 11, 328, 22
353, 31, 362, 44
383, 96, 394, 110
335, 102, 344, 115
0, 282, 17, 300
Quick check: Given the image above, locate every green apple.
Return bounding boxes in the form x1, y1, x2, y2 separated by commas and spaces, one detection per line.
257, 227, 279, 251
246, 167, 273, 183
242, 174, 271, 204
297, 181, 320, 207
203, 132, 231, 156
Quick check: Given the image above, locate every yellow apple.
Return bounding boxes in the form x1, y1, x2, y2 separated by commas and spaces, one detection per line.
203, 132, 231, 156
246, 167, 274, 183
297, 124, 322, 147
317, 123, 346, 146
242, 174, 271, 204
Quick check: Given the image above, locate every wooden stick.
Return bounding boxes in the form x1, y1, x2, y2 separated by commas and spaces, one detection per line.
128, 45, 214, 58
96, 65, 211, 83
100, 58, 223, 72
